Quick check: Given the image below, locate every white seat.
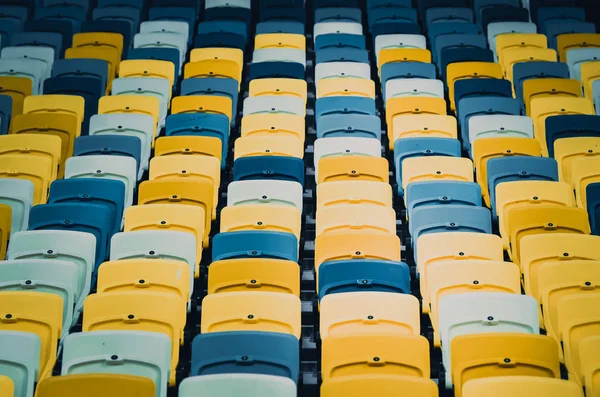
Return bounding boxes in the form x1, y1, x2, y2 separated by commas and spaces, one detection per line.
252, 48, 306, 68
566, 48, 600, 81
468, 115, 535, 149
314, 137, 381, 182
0, 179, 34, 236
6, 230, 95, 321
64, 155, 137, 210
227, 180, 303, 212
375, 34, 427, 62
315, 62, 371, 83
0, 46, 54, 79
242, 96, 305, 116
179, 374, 296, 397
0, 331, 40, 397
205, 0, 251, 8
313, 22, 363, 41
111, 77, 171, 132
385, 78, 444, 101
134, 32, 187, 66
140, 21, 189, 46
62, 331, 171, 397
487, 22, 537, 55
0, 59, 46, 95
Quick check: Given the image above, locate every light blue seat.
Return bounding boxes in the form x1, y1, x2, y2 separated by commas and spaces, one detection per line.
0, 59, 46, 95
315, 62, 371, 82
487, 21, 537, 54
179, 374, 297, 397
406, 181, 482, 220
133, 32, 187, 66
316, 114, 381, 139
385, 78, 444, 103
111, 77, 171, 129
0, 179, 33, 235
468, 115, 534, 154
0, 331, 40, 397
1, 46, 54, 79
243, 96, 305, 116
566, 47, 600, 81
545, 22, 596, 50
256, 21, 304, 35
316, 97, 376, 118
10, 32, 63, 60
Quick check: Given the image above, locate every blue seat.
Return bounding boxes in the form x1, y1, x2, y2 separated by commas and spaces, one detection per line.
43, 77, 103, 132
453, 78, 513, 109
48, 178, 125, 236
205, 7, 251, 25
315, 0, 360, 7
369, 7, 418, 31
0, 19, 20, 48
545, 115, 600, 158
315, 34, 366, 51
545, 22, 596, 50
46, 0, 89, 13
0, 0, 34, 18
260, 6, 305, 24
148, 7, 195, 39
0, 95, 11, 135
73, 135, 142, 176
24, 19, 75, 52
428, 22, 481, 49
256, 21, 304, 35
197, 20, 247, 42
180, 78, 238, 125
92, 7, 140, 38
368, 0, 412, 11
81, 20, 132, 57
316, 97, 377, 118
315, 7, 362, 23
212, 231, 298, 262
260, 0, 304, 8
194, 32, 246, 50
248, 61, 305, 80
233, 156, 305, 186
487, 156, 559, 216
529, 0, 575, 23
98, 0, 145, 10
0, 6, 28, 26
316, 48, 369, 64
426, 7, 473, 27
406, 181, 483, 220
410, 205, 492, 249
381, 62, 437, 90
458, 97, 521, 151
51, 59, 109, 92
152, 0, 198, 13
316, 114, 381, 140
435, 34, 487, 64
441, 47, 494, 78
480, 7, 529, 33
538, 7, 586, 34
371, 22, 421, 37
28, 203, 113, 267
127, 48, 180, 78
586, 182, 600, 236
419, 0, 468, 23
318, 260, 411, 298
474, 0, 520, 19
35, 7, 86, 32
10, 32, 63, 59
191, 332, 299, 382
394, 138, 462, 196
512, 61, 570, 100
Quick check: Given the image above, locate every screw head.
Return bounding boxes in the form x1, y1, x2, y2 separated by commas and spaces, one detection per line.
111, 355, 118, 360
250, 279, 257, 284
487, 316, 494, 321
5, 314, 11, 319
355, 251, 361, 255
128, 314, 134, 319
459, 252, 464, 256
47, 250, 54, 254
373, 357, 380, 362
149, 250, 155, 255
25, 280, 32, 285
367, 315, 374, 319
247, 314, 254, 319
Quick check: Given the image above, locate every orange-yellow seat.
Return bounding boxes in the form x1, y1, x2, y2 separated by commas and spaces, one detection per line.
0, 77, 32, 122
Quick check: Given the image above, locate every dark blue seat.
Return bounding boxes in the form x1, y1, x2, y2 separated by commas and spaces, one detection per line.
314, 0, 360, 7
419, 0, 468, 23
148, 7, 196, 39
316, 114, 381, 140
410, 205, 492, 249
586, 182, 600, 236
368, 7, 418, 31
318, 260, 411, 298
406, 181, 483, 220
381, 62, 437, 90
394, 138, 462, 196
0, 18, 20, 47
538, 7, 586, 34
435, 34, 487, 64
512, 61, 570, 100
545, 115, 600, 158
180, 78, 238, 125
454, 78, 513, 109
45, 0, 89, 14
24, 19, 75, 50
205, 7, 251, 25
260, 6, 305, 24
441, 47, 494, 79
315, 34, 366, 51
316, 97, 377, 118
316, 48, 369, 64
35, 7, 86, 32
428, 22, 481, 47
256, 21, 304, 35
474, 0, 520, 19
248, 62, 305, 80
0, 0, 34, 18
51, 59, 109, 92
260, 0, 304, 8
315, 7, 362, 23
10, 32, 63, 59
127, 48, 180, 78
92, 7, 140, 38
191, 332, 300, 382
372, 22, 421, 37
545, 22, 596, 50
194, 32, 246, 50
480, 7, 529, 33
81, 20, 132, 57
197, 20, 247, 42
529, 0, 575, 23
48, 178, 125, 236
426, 7, 473, 27
98, 0, 145, 10
73, 135, 142, 175
28, 203, 113, 267
233, 156, 305, 186
368, 0, 412, 11
0, 95, 11, 135
486, 156, 559, 216
212, 231, 298, 262
152, 0, 199, 14
0, 6, 28, 25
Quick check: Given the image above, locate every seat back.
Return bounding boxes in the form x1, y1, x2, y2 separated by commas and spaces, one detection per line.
36, 374, 156, 397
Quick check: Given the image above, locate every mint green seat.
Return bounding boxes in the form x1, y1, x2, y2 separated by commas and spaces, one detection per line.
179, 374, 296, 397
0, 179, 34, 236
0, 331, 40, 397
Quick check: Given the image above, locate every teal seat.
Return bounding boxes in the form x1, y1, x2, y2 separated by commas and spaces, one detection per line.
0, 179, 34, 236
0, 331, 40, 397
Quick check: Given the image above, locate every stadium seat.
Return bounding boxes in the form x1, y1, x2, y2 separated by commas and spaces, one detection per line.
0, 133, 62, 181
314, 62, 370, 83
179, 374, 296, 397
72, 32, 124, 60
468, 115, 534, 152
241, 114, 305, 143
164, 114, 229, 161
317, 78, 375, 99
318, 155, 389, 184
385, 78, 444, 102
316, 181, 393, 209
73, 135, 142, 178
183, 59, 240, 84
227, 180, 303, 211
233, 156, 305, 185
0, 331, 39, 397
248, 61, 305, 80
316, 97, 376, 118
0, 155, 53, 205
401, 156, 473, 198
36, 374, 156, 397
317, 114, 381, 140
580, 335, 600, 397
112, 77, 171, 129
462, 376, 583, 397
391, 114, 458, 149
446, 62, 503, 110
234, 135, 304, 160
570, 156, 600, 209
321, 376, 439, 397
453, 78, 513, 112
513, 61, 570, 101
171, 96, 232, 125
65, 47, 120, 85
220, 204, 301, 241
0, 77, 32, 121
587, 182, 600, 235
546, 115, 600, 158
406, 181, 482, 220
98, 95, 160, 134
0, 59, 46, 95
314, 137, 381, 179
316, 204, 395, 237
52, 59, 109, 91
0, 179, 32, 236
211, 231, 298, 263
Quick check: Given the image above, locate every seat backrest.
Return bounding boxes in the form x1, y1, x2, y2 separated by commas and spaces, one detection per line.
391, 114, 457, 149
315, 232, 401, 270
0, 179, 33, 236
462, 374, 581, 397
220, 204, 301, 240
0, 76, 33, 120
171, 95, 233, 123
36, 374, 156, 397
0, 133, 62, 181
227, 180, 303, 211
321, 376, 439, 397
316, 181, 392, 209
241, 114, 305, 142
0, 155, 53, 205
0, 330, 39, 397
318, 156, 389, 184
22, 94, 84, 135
179, 374, 296, 397
570, 156, 600, 209
522, 78, 582, 115
98, 95, 160, 131
401, 156, 473, 196
316, 204, 396, 237
580, 335, 600, 397
233, 135, 304, 160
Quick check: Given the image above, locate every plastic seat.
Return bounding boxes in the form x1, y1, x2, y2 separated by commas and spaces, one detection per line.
315, 34, 366, 52
148, 7, 195, 37
179, 374, 296, 397
390, 114, 457, 149
314, 62, 370, 83
248, 61, 305, 80
252, 49, 306, 68
255, 33, 305, 50
242, 96, 304, 117
501, 48, 558, 82
316, 204, 395, 238
194, 31, 246, 51
241, 114, 304, 143
191, 332, 299, 382
385, 78, 444, 103
436, 34, 488, 65
37, 373, 156, 397
183, 59, 240, 84
164, 113, 229, 154
171, 96, 232, 125
133, 32, 186, 65
1, 46, 54, 81
571, 156, 600, 209
316, 181, 391, 209
140, 20, 189, 46
496, 33, 548, 65
405, 181, 481, 221
234, 135, 303, 160
314, 137, 381, 178
318, 156, 389, 184
314, 22, 363, 41
0, 59, 45, 95
538, 7, 586, 33
65, 47, 120, 84
0, 292, 62, 380
227, 180, 303, 211
233, 156, 305, 185
427, 6, 473, 25
401, 156, 473, 198
453, 79, 513, 113
316, 97, 376, 118
558, 34, 600, 62
0, 133, 62, 181
316, 78, 375, 99
154, 135, 223, 170
81, 20, 132, 58
22, 93, 84, 133
212, 231, 298, 263
522, 78, 582, 115
468, 115, 534, 151
487, 21, 537, 52
553, 136, 600, 185
249, 78, 306, 104
317, 114, 381, 140
0, 94, 11, 135
315, 232, 401, 270
0, 155, 53, 205
0, 330, 39, 397
446, 62, 503, 110
0, 179, 32, 236
321, 376, 438, 397
220, 204, 301, 241
42, 77, 103, 129
0, 77, 32, 121
380, 62, 437, 90
462, 377, 584, 397
98, 95, 160, 135
428, 23, 481, 50
72, 32, 123, 61
514, 61, 571, 100
386, 98, 447, 138
377, 48, 432, 69
567, 48, 600, 83
180, 79, 238, 121
580, 336, 600, 397
74, 135, 141, 179
112, 77, 171, 129
52, 59, 109, 91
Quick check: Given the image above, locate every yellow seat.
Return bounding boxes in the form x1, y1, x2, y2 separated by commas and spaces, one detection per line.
462, 377, 584, 397
0, 155, 53, 204
321, 375, 439, 397
386, 97, 447, 128
319, 292, 420, 338
118, 59, 175, 90
377, 48, 432, 68
98, 95, 160, 135
65, 47, 120, 80
72, 32, 124, 60
190, 48, 243, 74
11, 114, 77, 178
451, 334, 561, 397
316, 181, 393, 208
555, 137, 600, 185
317, 156, 389, 184
557, 33, 600, 62
255, 33, 305, 50
22, 94, 84, 138
496, 33, 548, 66
315, 232, 401, 271
0, 375, 13, 397
0, 133, 62, 180
519, 234, 600, 300
316, 78, 376, 99
220, 204, 301, 240
207, 258, 300, 296
557, 292, 600, 384
390, 114, 458, 150
506, 205, 591, 264
472, 137, 543, 206
446, 62, 503, 111
402, 156, 474, 196
0, 76, 32, 121
0, 291, 63, 380
154, 136, 222, 162
580, 336, 600, 396
241, 113, 305, 143
183, 60, 240, 85
316, 204, 396, 237
580, 61, 600, 98
83, 291, 186, 386
416, 232, 504, 306
496, 181, 575, 250
522, 78, 582, 116
200, 291, 301, 338
171, 96, 232, 124
124, 204, 204, 277
571, 156, 600, 209
530, 97, 594, 156
322, 333, 430, 380
0, 205, 10, 259
36, 374, 156, 397
233, 135, 304, 160
249, 78, 308, 103
97, 259, 191, 302
538, 260, 600, 340
501, 48, 558, 82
